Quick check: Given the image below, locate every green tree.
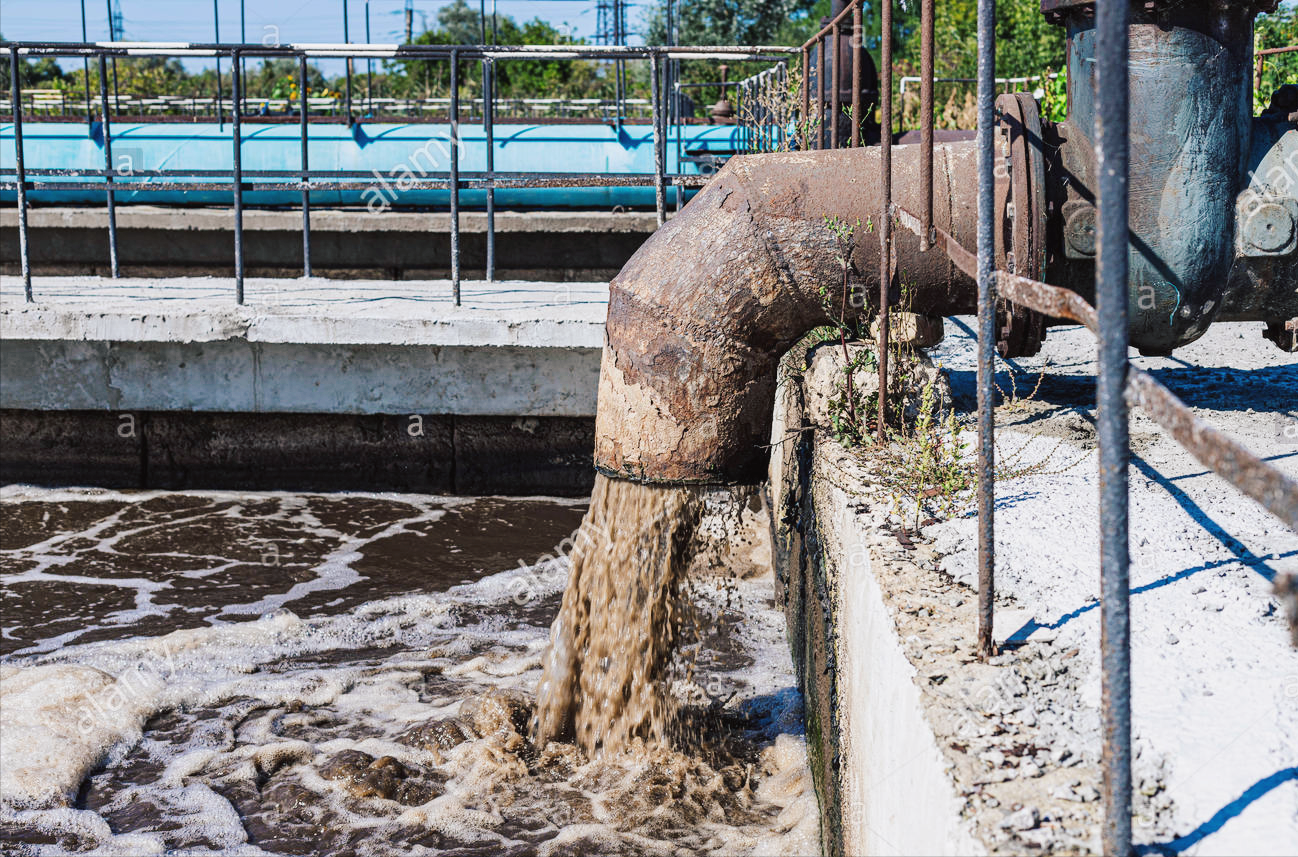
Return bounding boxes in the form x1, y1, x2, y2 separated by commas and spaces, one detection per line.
382, 0, 620, 102
0, 35, 67, 90
1257, 3, 1298, 110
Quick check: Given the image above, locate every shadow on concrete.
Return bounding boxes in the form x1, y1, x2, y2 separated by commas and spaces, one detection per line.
1133, 766, 1298, 855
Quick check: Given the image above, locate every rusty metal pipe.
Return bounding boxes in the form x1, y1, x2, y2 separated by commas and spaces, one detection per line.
594, 142, 981, 484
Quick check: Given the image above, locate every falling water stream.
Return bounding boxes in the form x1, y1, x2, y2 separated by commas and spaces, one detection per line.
0, 485, 818, 856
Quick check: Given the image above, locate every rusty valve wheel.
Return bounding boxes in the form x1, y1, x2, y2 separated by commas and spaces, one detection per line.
993, 92, 1050, 359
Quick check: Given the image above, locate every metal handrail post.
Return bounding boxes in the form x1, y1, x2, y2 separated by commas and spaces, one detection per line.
232, 48, 245, 303
975, 0, 996, 660
484, 56, 495, 281
450, 49, 461, 305
1096, 0, 1133, 852
300, 55, 312, 277
10, 47, 33, 300
97, 53, 120, 278
877, 0, 893, 440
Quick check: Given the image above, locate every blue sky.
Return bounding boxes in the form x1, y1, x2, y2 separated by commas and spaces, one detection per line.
2, 0, 651, 73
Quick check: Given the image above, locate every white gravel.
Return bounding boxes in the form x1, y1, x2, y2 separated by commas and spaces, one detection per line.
926, 318, 1298, 855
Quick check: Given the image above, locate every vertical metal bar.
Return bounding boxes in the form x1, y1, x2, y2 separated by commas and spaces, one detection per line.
877, 0, 893, 442
652, 51, 666, 227
10, 47, 33, 301
98, 54, 120, 279
81, 0, 92, 130
450, 49, 461, 305
366, 0, 374, 115
816, 37, 826, 149
240, 0, 247, 117
299, 55, 311, 278
484, 56, 495, 281
975, 0, 996, 660
920, 0, 935, 250
1096, 0, 1132, 852
851, 4, 862, 147
213, 0, 224, 128
232, 49, 244, 303
831, 23, 841, 148
801, 48, 810, 150
344, 0, 354, 125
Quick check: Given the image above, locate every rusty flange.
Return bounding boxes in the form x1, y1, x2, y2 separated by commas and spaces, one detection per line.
993, 92, 1050, 359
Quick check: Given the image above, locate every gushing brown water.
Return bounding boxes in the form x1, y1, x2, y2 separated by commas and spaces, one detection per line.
533, 473, 707, 755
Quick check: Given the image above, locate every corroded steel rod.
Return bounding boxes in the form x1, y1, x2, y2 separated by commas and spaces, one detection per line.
831, 23, 841, 149
97, 53, 120, 280
10, 47, 32, 300
1096, 0, 1132, 850
878, 0, 893, 444
975, 0, 996, 661
920, 0, 935, 250
851, 4, 861, 147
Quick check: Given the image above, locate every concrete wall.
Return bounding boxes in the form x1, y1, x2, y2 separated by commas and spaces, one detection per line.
1, 276, 605, 494
0, 339, 599, 417
0, 410, 595, 495
769, 343, 985, 856
1, 208, 657, 281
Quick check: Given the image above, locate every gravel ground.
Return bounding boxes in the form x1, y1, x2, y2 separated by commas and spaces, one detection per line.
923, 318, 1298, 854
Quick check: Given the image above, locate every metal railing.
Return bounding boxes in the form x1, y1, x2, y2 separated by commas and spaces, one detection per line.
799, 2, 1298, 855
2, 40, 796, 304
736, 63, 791, 153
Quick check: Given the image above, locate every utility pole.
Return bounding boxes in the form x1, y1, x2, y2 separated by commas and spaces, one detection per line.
404, 0, 414, 44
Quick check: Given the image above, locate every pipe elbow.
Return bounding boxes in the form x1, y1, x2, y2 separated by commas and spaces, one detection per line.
594, 145, 979, 484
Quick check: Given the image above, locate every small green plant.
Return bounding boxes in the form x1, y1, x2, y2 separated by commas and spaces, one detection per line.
1039, 67, 1067, 123
822, 214, 866, 429
873, 370, 973, 530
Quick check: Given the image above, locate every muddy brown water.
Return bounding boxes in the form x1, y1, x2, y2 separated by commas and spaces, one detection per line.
0, 487, 817, 856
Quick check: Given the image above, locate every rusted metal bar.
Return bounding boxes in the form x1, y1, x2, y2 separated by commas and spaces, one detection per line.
1128, 371, 1298, 529
450, 49, 461, 305
894, 205, 977, 280
975, 0, 996, 661
1096, 0, 1133, 851
817, 36, 826, 149
0, 173, 718, 192
878, 0, 893, 443
831, 23, 841, 149
895, 211, 1298, 533
232, 48, 244, 303
300, 54, 311, 278
484, 55, 495, 281
1256, 45, 1298, 90
799, 0, 862, 50
97, 53, 120, 279
920, 0, 934, 250
652, 51, 666, 226
851, 4, 861, 148
794, 48, 804, 149
10, 46, 32, 301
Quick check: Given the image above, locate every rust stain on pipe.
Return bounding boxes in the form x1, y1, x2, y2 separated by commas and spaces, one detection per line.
594, 143, 981, 484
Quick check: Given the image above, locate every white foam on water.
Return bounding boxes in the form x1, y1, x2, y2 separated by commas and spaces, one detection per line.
2, 491, 817, 856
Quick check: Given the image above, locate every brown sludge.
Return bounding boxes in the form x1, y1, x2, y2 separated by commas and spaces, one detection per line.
533, 473, 707, 755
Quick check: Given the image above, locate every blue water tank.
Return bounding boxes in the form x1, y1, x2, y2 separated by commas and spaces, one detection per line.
1, 121, 742, 208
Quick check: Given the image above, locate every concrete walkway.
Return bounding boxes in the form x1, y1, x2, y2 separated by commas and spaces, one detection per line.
2, 276, 607, 348
1, 276, 608, 416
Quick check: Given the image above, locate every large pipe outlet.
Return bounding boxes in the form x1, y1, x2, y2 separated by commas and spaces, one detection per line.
594, 143, 980, 484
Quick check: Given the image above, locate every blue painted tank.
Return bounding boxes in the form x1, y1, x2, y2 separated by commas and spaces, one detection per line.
0, 121, 739, 208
